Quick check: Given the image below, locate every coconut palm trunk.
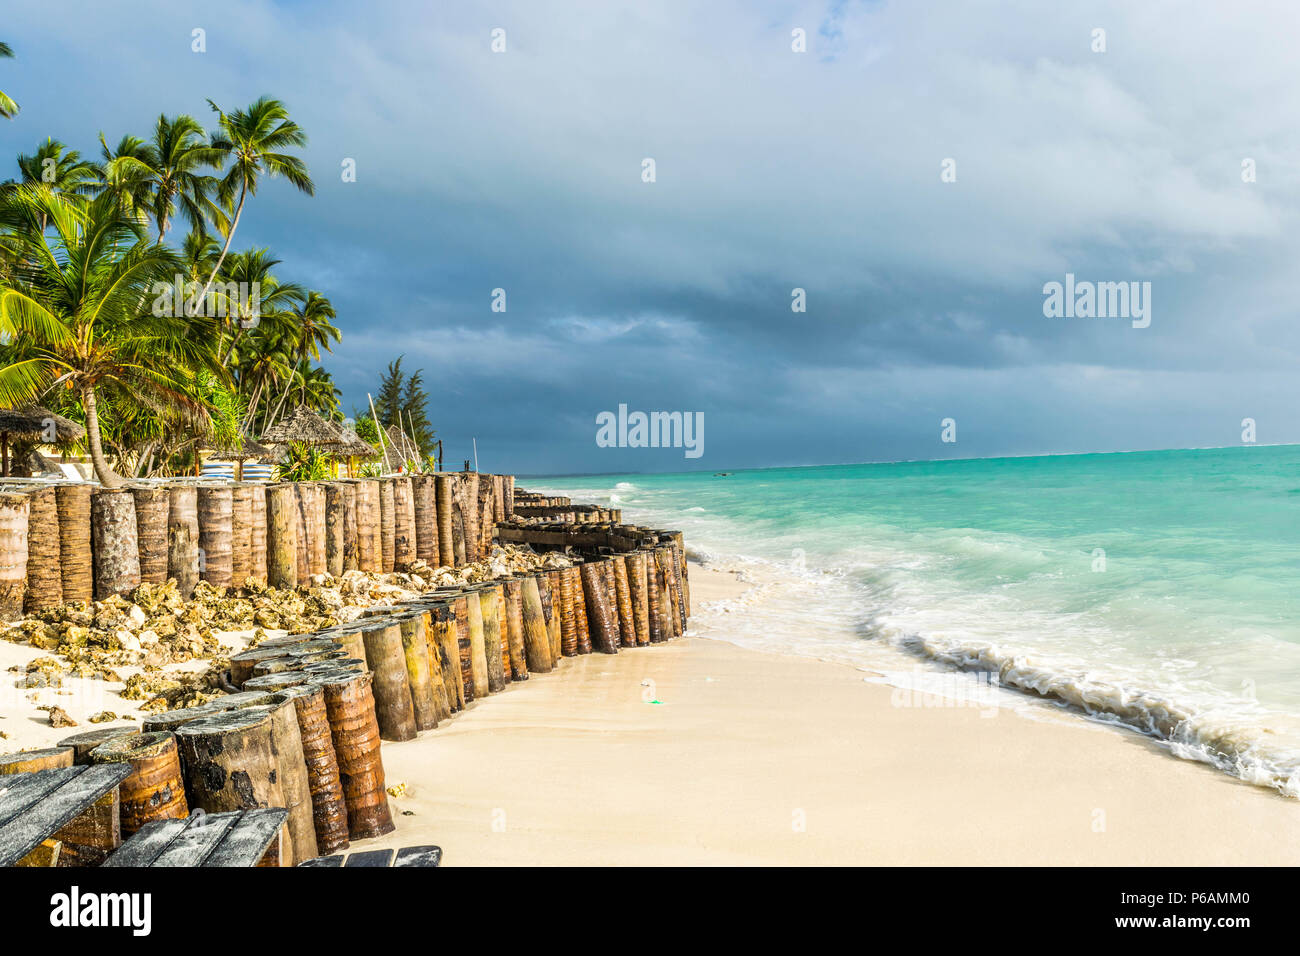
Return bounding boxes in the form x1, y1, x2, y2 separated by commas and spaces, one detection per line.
81, 383, 124, 488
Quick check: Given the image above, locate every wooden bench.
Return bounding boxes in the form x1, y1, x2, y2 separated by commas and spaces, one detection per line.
297, 845, 443, 867
103, 809, 288, 867
0, 765, 131, 867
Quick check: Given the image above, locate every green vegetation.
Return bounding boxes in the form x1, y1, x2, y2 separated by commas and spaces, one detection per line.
0, 95, 345, 483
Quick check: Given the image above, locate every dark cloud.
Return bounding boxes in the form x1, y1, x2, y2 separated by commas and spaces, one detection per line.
4, 0, 1298, 472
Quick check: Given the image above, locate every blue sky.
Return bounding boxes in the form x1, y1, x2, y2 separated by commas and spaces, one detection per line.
3, 1, 1298, 474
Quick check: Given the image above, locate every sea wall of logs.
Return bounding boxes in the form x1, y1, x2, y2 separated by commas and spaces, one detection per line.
1, 479, 692, 867
0, 473, 515, 621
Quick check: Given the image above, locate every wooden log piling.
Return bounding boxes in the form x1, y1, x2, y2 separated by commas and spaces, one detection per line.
91, 488, 140, 600
196, 484, 233, 588
167, 484, 200, 600
0, 491, 29, 620
266, 483, 298, 589
378, 479, 396, 573
89, 731, 188, 837
24, 486, 61, 612
399, 612, 438, 731
392, 477, 416, 570
320, 670, 395, 840
521, 575, 553, 673
324, 482, 346, 577
581, 561, 619, 653
277, 682, 349, 854
55, 484, 93, 605
229, 484, 254, 586
361, 621, 417, 741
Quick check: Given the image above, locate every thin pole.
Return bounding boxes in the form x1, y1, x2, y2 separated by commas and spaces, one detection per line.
368, 392, 390, 474
472, 437, 479, 472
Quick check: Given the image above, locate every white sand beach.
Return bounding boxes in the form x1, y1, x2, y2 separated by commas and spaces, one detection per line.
354, 565, 1300, 866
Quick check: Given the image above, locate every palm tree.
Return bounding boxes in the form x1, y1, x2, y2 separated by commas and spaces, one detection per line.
199, 97, 314, 305
102, 114, 223, 241
0, 186, 222, 485
97, 134, 154, 223
266, 290, 338, 425
216, 246, 304, 362
0, 42, 17, 120
16, 139, 100, 194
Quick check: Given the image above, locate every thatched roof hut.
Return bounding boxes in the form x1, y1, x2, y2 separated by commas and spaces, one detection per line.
381, 424, 421, 470
0, 405, 85, 477
206, 435, 274, 462
259, 405, 349, 449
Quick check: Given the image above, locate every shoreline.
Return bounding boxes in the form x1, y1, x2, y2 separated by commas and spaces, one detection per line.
351, 564, 1300, 866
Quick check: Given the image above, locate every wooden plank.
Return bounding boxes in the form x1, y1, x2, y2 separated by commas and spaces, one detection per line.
0, 766, 83, 830
151, 812, 238, 867
393, 845, 443, 867
103, 818, 188, 867
205, 808, 288, 867
343, 848, 395, 867
0, 765, 129, 867
297, 854, 345, 867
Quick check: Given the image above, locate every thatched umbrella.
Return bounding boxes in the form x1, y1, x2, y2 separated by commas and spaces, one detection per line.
0, 406, 85, 477
259, 406, 349, 450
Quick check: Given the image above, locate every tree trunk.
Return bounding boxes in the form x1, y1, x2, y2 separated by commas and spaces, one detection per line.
196, 485, 233, 588
378, 479, 395, 573
277, 683, 349, 855
91, 488, 140, 600
81, 384, 123, 488
613, 555, 637, 647
24, 487, 60, 612
131, 487, 170, 585
0, 492, 30, 621
320, 670, 395, 840
628, 551, 651, 646
521, 575, 553, 673
324, 481, 345, 577
230, 484, 254, 586
557, 566, 578, 657
166, 484, 200, 599
55, 483, 93, 604
266, 483, 298, 589
360, 621, 417, 741
391, 477, 416, 570
465, 588, 489, 699
89, 731, 189, 837
249, 483, 268, 585
435, 475, 454, 567
399, 612, 438, 731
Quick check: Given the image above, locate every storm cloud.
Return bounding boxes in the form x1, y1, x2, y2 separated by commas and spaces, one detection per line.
4, 1, 1298, 472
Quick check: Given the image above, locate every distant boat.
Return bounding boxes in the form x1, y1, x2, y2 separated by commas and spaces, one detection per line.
714, 472, 731, 477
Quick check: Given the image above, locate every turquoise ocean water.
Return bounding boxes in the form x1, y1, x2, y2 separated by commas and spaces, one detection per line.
532, 445, 1300, 796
